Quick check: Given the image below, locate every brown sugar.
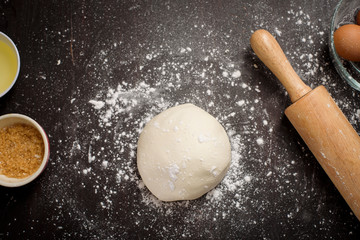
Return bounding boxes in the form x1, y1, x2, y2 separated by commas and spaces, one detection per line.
0, 123, 44, 178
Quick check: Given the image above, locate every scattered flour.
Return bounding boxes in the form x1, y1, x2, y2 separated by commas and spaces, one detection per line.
35, 3, 360, 240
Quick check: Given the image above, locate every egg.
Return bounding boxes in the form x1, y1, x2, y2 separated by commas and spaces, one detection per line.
333, 24, 360, 62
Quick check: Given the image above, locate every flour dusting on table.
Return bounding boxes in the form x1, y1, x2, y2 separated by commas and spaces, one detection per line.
37, 3, 360, 239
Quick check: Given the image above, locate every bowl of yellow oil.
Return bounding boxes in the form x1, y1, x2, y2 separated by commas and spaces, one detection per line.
0, 32, 20, 98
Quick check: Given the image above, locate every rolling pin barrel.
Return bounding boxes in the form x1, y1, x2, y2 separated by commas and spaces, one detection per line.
251, 29, 360, 220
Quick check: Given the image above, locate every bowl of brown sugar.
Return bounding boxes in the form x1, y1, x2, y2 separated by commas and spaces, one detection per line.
0, 113, 50, 187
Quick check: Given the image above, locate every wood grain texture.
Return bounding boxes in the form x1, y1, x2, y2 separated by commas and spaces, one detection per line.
251, 29, 360, 221
286, 86, 360, 221
250, 29, 311, 103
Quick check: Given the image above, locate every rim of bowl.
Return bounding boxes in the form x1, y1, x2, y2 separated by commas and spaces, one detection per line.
0, 114, 50, 187
329, 0, 360, 91
0, 31, 21, 98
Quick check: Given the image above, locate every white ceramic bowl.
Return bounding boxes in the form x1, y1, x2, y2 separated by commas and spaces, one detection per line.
0, 114, 50, 187
0, 31, 20, 97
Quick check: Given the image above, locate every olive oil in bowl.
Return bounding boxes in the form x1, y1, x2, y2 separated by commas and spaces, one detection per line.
0, 32, 20, 97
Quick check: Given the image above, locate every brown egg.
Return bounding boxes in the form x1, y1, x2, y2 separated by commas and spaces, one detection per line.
334, 24, 360, 62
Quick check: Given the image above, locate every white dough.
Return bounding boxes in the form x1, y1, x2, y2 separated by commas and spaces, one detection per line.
137, 103, 231, 201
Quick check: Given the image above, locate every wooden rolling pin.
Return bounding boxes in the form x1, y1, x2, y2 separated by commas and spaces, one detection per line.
250, 29, 360, 220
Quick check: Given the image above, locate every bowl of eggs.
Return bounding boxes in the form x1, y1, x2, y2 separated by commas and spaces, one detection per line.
0, 114, 50, 187
329, 0, 360, 91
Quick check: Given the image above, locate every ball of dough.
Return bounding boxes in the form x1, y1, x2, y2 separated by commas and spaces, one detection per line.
137, 103, 231, 201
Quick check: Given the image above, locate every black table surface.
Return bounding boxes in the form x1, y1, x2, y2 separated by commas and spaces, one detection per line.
1, 0, 360, 239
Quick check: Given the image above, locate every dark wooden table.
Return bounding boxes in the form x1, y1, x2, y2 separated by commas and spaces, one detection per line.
1, 0, 359, 239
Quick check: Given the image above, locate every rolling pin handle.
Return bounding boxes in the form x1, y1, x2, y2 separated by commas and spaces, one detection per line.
250, 29, 312, 103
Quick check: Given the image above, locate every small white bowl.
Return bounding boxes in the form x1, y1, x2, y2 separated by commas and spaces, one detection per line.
0, 114, 50, 187
0, 32, 20, 98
